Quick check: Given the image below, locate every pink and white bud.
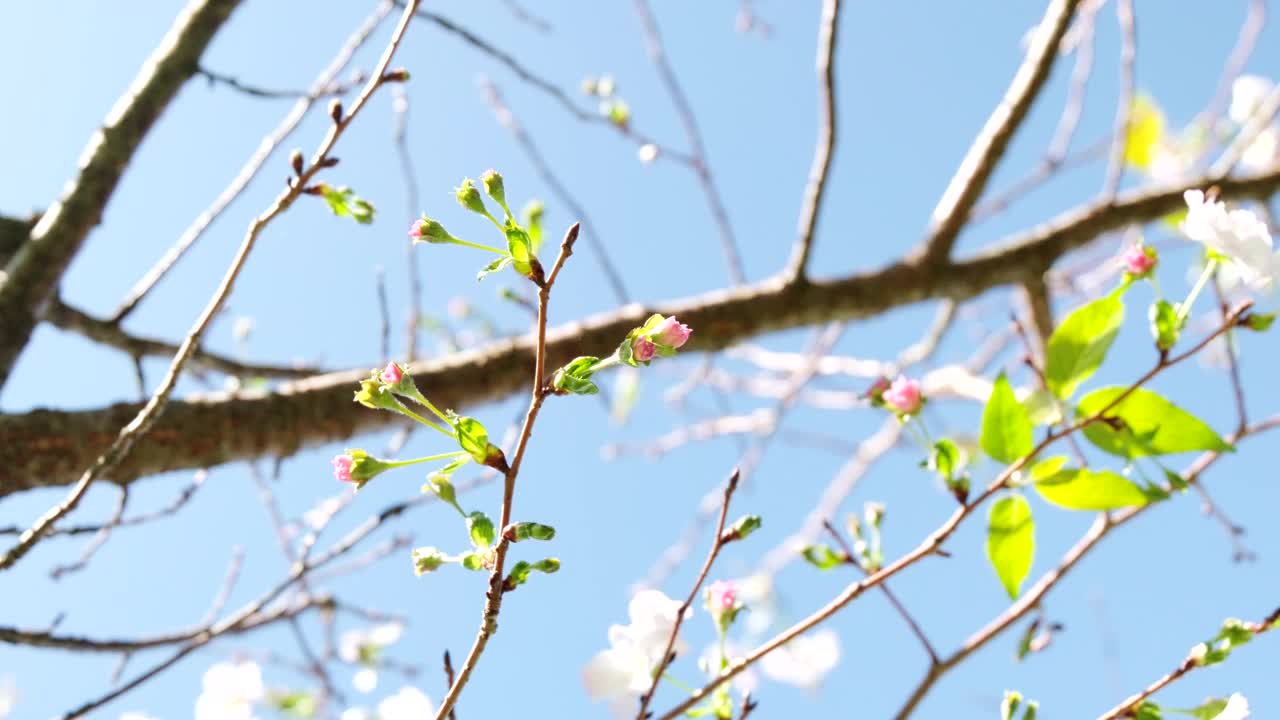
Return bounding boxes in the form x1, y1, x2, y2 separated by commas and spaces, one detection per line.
1121, 243, 1157, 277
882, 375, 923, 415
331, 454, 355, 483
707, 580, 736, 613
632, 336, 657, 363
381, 362, 404, 385
652, 317, 692, 349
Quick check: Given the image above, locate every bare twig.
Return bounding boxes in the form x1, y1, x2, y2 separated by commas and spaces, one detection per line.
479, 77, 629, 304
919, 0, 1083, 261
1101, 0, 1135, 199
632, 0, 746, 284
111, 0, 394, 322
786, 0, 842, 279
392, 85, 424, 359
636, 469, 742, 719
196, 65, 363, 100
49, 486, 129, 579
1096, 606, 1278, 720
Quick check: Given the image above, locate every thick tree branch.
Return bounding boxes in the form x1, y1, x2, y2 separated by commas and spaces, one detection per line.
4, 170, 1280, 495
0, 0, 243, 391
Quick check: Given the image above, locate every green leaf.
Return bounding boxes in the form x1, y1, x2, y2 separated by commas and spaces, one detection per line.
929, 439, 960, 483
1034, 467, 1149, 510
467, 511, 496, 549
1164, 469, 1189, 492
552, 356, 601, 396
1173, 698, 1228, 720
1149, 300, 1180, 351
1001, 691, 1023, 720
271, 690, 319, 718
982, 373, 1034, 463
319, 185, 375, 224
460, 553, 485, 570
506, 557, 560, 588
508, 521, 556, 542
801, 544, 845, 570
727, 514, 763, 541
476, 255, 513, 282
454, 415, 491, 464
1045, 292, 1124, 399
1133, 701, 1163, 720
1077, 387, 1232, 458
1244, 311, 1276, 332
522, 199, 545, 253
1022, 388, 1062, 426
987, 495, 1034, 600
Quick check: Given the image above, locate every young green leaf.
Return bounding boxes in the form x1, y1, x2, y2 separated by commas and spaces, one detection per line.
981, 373, 1034, 463
476, 256, 513, 282
1076, 387, 1232, 458
801, 544, 845, 570
987, 495, 1034, 600
1045, 292, 1124, 400
1149, 300, 1180, 351
1033, 467, 1149, 510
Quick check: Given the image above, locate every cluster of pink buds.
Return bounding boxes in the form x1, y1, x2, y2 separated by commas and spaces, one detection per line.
1120, 242, 1158, 278
628, 315, 693, 364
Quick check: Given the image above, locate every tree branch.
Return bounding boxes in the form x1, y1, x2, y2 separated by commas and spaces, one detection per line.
5, 170, 1280, 495
0, 0, 244, 391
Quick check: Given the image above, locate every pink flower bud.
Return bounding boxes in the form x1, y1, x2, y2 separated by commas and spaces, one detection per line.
408, 220, 423, 238
381, 361, 404, 385
707, 580, 736, 611
652, 316, 692, 349
882, 375, 923, 415
632, 336, 657, 363
331, 454, 354, 483
1120, 243, 1157, 276
865, 376, 891, 401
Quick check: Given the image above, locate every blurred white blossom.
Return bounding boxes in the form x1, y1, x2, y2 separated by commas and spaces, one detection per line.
1231, 76, 1273, 125
1214, 693, 1250, 720
0, 676, 16, 720
759, 629, 840, 690
194, 661, 263, 720
377, 687, 436, 720
583, 590, 687, 717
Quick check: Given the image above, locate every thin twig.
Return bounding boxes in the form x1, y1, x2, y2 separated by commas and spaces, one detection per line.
786, 0, 841, 280
112, 0, 395, 322
636, 469, 742, 719
655, 305, 1251, 720
632, 0, 746, 285
49, 486, 130, 579
479, 77, 629, 304
433, 224, 580, 719
1101, 0, 1135, 199
196, 66, 362, 100
392, 85, 424, 359
1096, 606, 1278, 720
822, 520, 940, 665
442, 650, 458, 720
919, 0, 1083, 261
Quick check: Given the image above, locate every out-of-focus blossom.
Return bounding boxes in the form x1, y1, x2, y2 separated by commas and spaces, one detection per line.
194, 661, 264, 720
759, 629, 840, 690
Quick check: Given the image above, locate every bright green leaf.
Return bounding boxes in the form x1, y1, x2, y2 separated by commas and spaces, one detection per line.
1034, 467, 1149, 510
1077, 387, 1232, 458
801, 544, 845, 570
987, 495, 1034, 600
982, 373, 1034, 463
476, 255, 513, 282
1149, 300, 1180, 351
1045, 293, 1124, 400
1124, 94, 1165, 170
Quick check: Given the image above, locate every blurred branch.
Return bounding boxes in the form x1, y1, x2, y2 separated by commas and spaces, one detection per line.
1101, 0, 1135, 199
195, 65, 364, 100
785, 0, 841, 279
632, 0, 746, 284
0, 0, 245, 390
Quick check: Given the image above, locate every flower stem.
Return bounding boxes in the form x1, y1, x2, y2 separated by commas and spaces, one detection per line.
1177, 259, 1218, 325
450, 237, 508, 255
386, 450, 469, 470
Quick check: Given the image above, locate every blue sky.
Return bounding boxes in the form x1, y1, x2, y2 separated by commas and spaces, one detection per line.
2, 1, 1279, 718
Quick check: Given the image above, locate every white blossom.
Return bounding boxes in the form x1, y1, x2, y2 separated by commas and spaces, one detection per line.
339, 622, 404, 663
583, 590, 687, 717
340, 708, 373, 720
1181, 190, 1279, 289
1214, 693, 1250, 720
759, 629, 840, 690
1240, 126, 1279, 171
0, 676, 16, 720
1231, 76, 1273, 125
377, 687, 436, 720
353, 667, 378, 694
194, 661, 264, 720
637, 144, 659, 165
